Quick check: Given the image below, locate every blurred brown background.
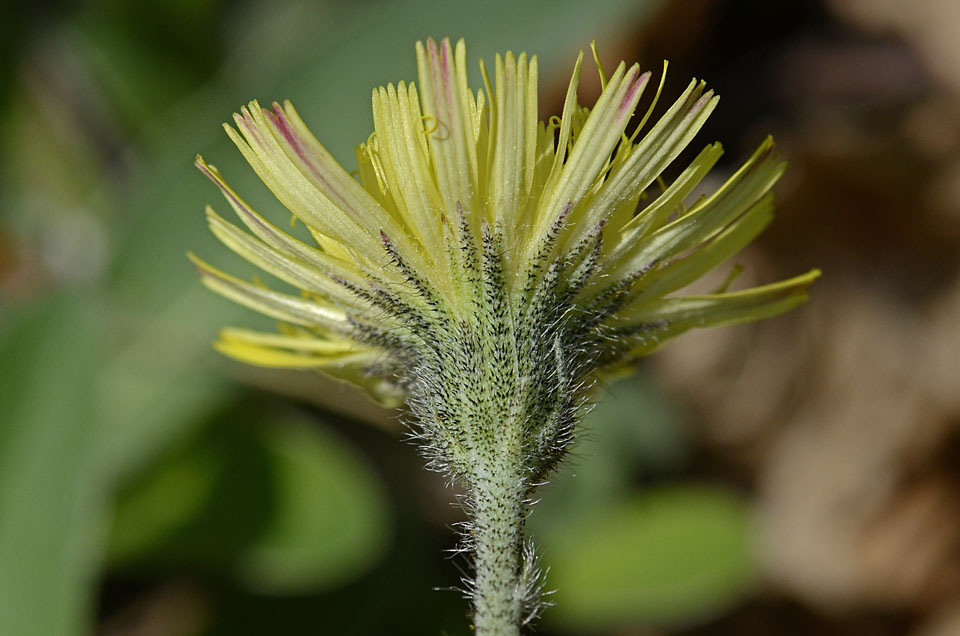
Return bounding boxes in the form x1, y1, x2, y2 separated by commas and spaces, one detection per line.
1, 0, 958, 635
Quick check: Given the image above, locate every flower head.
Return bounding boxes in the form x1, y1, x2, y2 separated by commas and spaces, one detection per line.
192, 37, 817, 464
192, 38, 818, 630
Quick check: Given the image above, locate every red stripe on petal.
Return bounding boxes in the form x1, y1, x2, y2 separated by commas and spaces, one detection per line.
264, 104, 353, 211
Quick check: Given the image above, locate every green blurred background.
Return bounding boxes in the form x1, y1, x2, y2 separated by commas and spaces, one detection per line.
3, 1, 960, 634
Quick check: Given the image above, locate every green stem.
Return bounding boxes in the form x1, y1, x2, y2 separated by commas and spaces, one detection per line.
469, 466, 527, 636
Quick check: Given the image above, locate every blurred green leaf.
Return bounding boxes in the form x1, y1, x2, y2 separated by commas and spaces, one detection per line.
95, 288, 237, 479
544, 485, 758, 632
107, 432, 222, 564
108, 410, 391, 594
236, 415, 390, 593
0, 297, 106, 636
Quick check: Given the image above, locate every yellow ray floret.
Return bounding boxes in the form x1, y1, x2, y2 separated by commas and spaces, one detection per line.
192, 37, 819, 406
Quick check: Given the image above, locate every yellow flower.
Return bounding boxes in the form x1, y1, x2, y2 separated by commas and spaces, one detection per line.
192, 38, 820, 632
191, 37, 818, 411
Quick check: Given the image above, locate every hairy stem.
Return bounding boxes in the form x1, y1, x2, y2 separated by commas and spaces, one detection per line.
470, 465, 527, 636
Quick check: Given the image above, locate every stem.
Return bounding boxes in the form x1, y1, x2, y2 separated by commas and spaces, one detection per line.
470, 467, 527, 636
